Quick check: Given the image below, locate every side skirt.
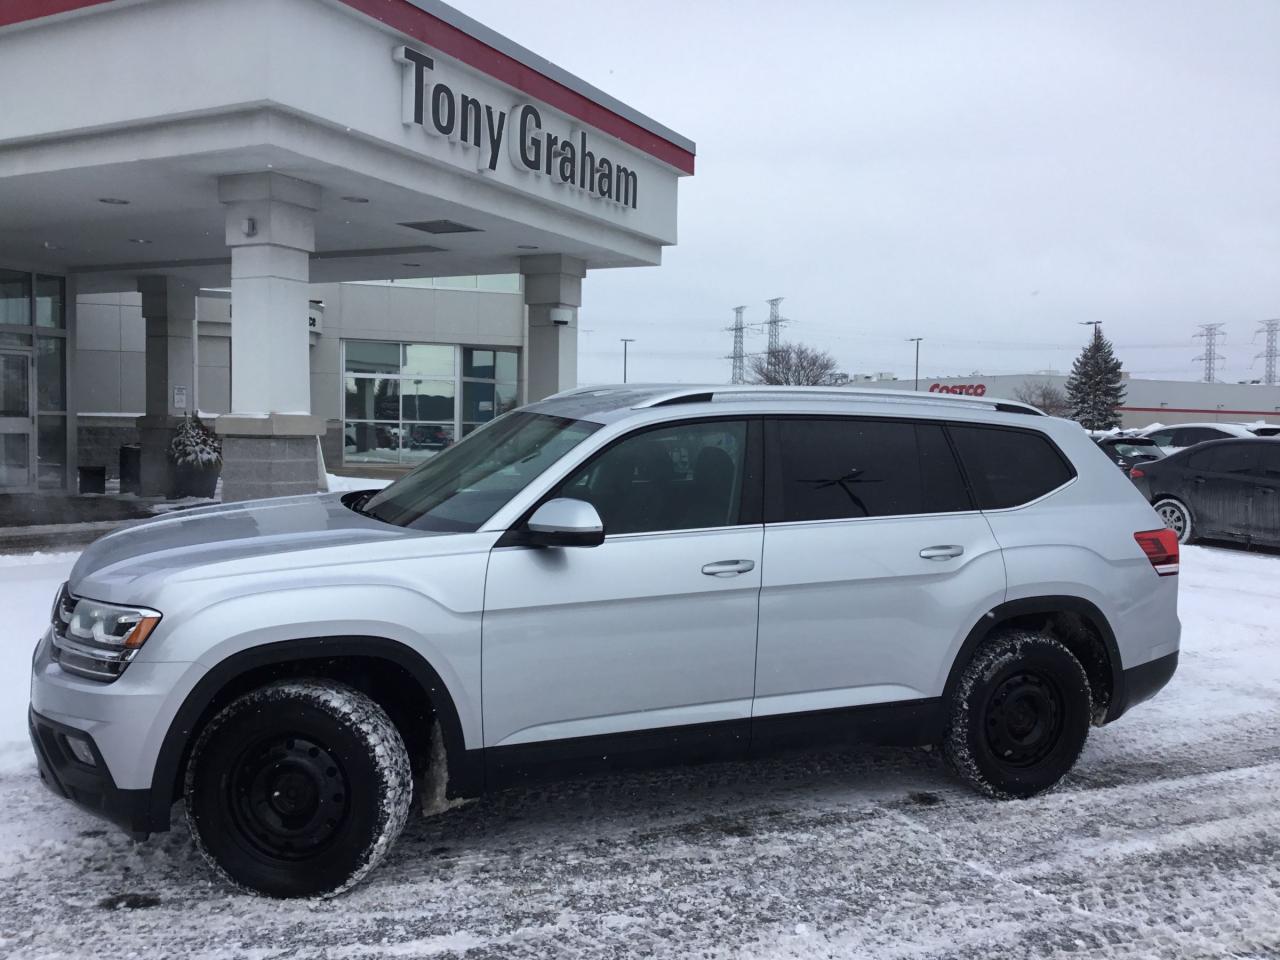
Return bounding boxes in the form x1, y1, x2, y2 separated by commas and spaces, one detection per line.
481, 699, 943, 791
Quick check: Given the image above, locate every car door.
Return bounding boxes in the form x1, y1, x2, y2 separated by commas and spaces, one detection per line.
1183, 442, 1257, 539
482, 417, 763, 762
752, 417, 1005, 742
1248, 443, 1280, 545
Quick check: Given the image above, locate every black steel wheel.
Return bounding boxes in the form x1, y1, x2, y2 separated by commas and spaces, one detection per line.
944, 629, 1091, 799
185, 680, 411, 898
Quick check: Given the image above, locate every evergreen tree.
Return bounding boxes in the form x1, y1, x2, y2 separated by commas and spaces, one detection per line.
1066, 324, 1126, 430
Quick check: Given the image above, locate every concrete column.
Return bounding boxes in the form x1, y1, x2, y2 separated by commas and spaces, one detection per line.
134, 275, 197, 496
216, 173, 324, 502
521, 254, 585, 401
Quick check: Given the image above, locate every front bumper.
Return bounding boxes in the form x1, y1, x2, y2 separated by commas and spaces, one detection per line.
29, 708, 156, 838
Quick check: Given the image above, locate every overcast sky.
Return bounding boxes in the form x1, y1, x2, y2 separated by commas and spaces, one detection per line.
452, 0, 1279, 387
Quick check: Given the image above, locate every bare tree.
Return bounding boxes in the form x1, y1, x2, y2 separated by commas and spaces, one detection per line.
747, 342, 843, 386
1012, 379, 1072, 417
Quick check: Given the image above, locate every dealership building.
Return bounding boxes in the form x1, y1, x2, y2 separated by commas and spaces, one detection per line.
0, 0, 693, 500
855, 373, 1280, 429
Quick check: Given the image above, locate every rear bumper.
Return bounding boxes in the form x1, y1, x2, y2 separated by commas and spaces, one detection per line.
28, 708, 160, 838
1106, 651, 1178, 722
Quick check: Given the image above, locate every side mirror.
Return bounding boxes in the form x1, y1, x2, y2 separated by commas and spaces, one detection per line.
525, 498, 605, 548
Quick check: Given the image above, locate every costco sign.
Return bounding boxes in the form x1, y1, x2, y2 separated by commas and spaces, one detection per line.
929, 383, 987, 396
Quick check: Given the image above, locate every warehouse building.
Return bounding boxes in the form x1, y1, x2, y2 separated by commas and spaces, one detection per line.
855, 373, 1280, 429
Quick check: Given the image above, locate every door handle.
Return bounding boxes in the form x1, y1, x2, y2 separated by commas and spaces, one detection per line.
701, 559, 755, 577
919, 545, 964, 561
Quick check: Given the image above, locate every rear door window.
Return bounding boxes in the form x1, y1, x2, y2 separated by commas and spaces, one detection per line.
1205, 442, 1259, 475
767, 418, 970, 522
948, 425, 1075, 509
1176, 427, 1228, 446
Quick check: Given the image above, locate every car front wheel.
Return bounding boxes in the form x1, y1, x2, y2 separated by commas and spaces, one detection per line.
943, 629, 1092, 799
185, 680, 412, 898
1153, 497, 1194, 544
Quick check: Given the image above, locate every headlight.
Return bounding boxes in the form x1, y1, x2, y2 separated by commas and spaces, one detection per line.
50, 583, 162, 682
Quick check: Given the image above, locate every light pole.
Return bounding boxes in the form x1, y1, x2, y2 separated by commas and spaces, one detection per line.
906, 337, 923, 391
620, 338, 636, 383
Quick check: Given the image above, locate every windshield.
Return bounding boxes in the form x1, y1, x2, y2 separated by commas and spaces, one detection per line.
360, 412, 600, 532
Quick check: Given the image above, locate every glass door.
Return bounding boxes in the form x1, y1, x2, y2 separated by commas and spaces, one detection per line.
0, 349, 35, 490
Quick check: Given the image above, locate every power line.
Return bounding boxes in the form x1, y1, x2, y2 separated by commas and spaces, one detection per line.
1192, 323, 1227, 382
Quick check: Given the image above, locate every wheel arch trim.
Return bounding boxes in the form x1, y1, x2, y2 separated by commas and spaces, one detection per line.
942, 596, 1125, 721
145, 636, 479, 833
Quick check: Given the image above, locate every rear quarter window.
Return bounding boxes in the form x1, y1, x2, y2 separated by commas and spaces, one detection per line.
949, 425, 1076, 509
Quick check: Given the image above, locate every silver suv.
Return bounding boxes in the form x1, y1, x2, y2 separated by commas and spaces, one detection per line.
29, 386, 1181, 896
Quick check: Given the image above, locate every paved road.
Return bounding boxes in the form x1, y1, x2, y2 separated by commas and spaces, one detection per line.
1, 545, 1277, 959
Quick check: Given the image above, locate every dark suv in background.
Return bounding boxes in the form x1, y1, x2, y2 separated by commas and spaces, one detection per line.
1132, 438, 1280, 546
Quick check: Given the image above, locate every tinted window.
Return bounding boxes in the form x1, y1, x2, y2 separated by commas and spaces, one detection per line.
771, 419, 970, 522
1204, 442, 1258, 475
1176, 427, 1228, 446
1147, 430, 1175, 446
949, 425, 1074, 509
558, 420, 749, 535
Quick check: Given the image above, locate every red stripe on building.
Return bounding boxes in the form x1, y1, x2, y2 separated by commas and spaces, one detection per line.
0, 0, 112, 28
1120, 406, 1279, 417
337, 0, 695, 174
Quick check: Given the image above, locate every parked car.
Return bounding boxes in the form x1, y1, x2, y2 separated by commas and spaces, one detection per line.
30, 385, 1181, 897
1131, 437, 1280, 546
1137, 422, 1260, 454
1095, 435, 1165, 475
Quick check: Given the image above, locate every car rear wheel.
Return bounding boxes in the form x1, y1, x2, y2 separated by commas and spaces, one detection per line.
943, 629, 1092, 799
185, 680, 412, 898
1153, 497, 1194, 544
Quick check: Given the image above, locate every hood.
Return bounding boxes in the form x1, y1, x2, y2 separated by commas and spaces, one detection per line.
70, 493, 423, 601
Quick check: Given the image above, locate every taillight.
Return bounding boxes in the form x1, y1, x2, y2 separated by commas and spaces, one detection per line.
1129, 466, 1146, 479
1134, 528, 1179, 576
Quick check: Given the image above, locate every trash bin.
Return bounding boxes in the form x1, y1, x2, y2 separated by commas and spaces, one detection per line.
78, 465, 107, 495
119, 444, 141, 495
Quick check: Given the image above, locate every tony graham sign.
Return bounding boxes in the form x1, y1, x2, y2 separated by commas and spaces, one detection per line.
395, 46, 640, 210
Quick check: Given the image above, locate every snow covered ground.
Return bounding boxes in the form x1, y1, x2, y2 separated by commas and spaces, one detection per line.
1, 544, 1277, 959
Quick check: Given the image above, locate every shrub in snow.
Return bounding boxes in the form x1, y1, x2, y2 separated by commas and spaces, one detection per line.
168, 415, 222, 468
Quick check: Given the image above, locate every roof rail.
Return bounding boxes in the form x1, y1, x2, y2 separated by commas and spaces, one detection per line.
632, 385, 1045, 416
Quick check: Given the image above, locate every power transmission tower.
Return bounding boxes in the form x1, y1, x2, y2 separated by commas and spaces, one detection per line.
1193, 323, 1227, 383
765, 297, 790, 379
1256, 319, 1280, 386
725, 306, 747, 384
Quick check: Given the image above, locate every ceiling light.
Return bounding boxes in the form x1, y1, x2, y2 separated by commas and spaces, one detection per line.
128, 238, 152, 244
98, 197, 130, 205
517, 244, 539, 250
42, 241, 59, 250
399, 219, 481, 235
401, 262, 422, 267
341, 196, 370, 204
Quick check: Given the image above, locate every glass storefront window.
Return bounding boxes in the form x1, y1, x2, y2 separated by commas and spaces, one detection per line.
341, 340, 519, 466
344, 376, 400, 421
35, 275, 64, 329
37, 416, 65, 489
344, 340, 401, 375
37, 337, 65, 411
401, 380, 455, 421
344, 421, 401, 464
0, 434, 28, 487
402, 344, 454, 378
0, 270, 31, 327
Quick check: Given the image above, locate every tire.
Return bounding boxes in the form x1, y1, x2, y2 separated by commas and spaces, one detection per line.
185, 680, 412, 898
943, 629, 1091, 799
1153, 497, 1194, 544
